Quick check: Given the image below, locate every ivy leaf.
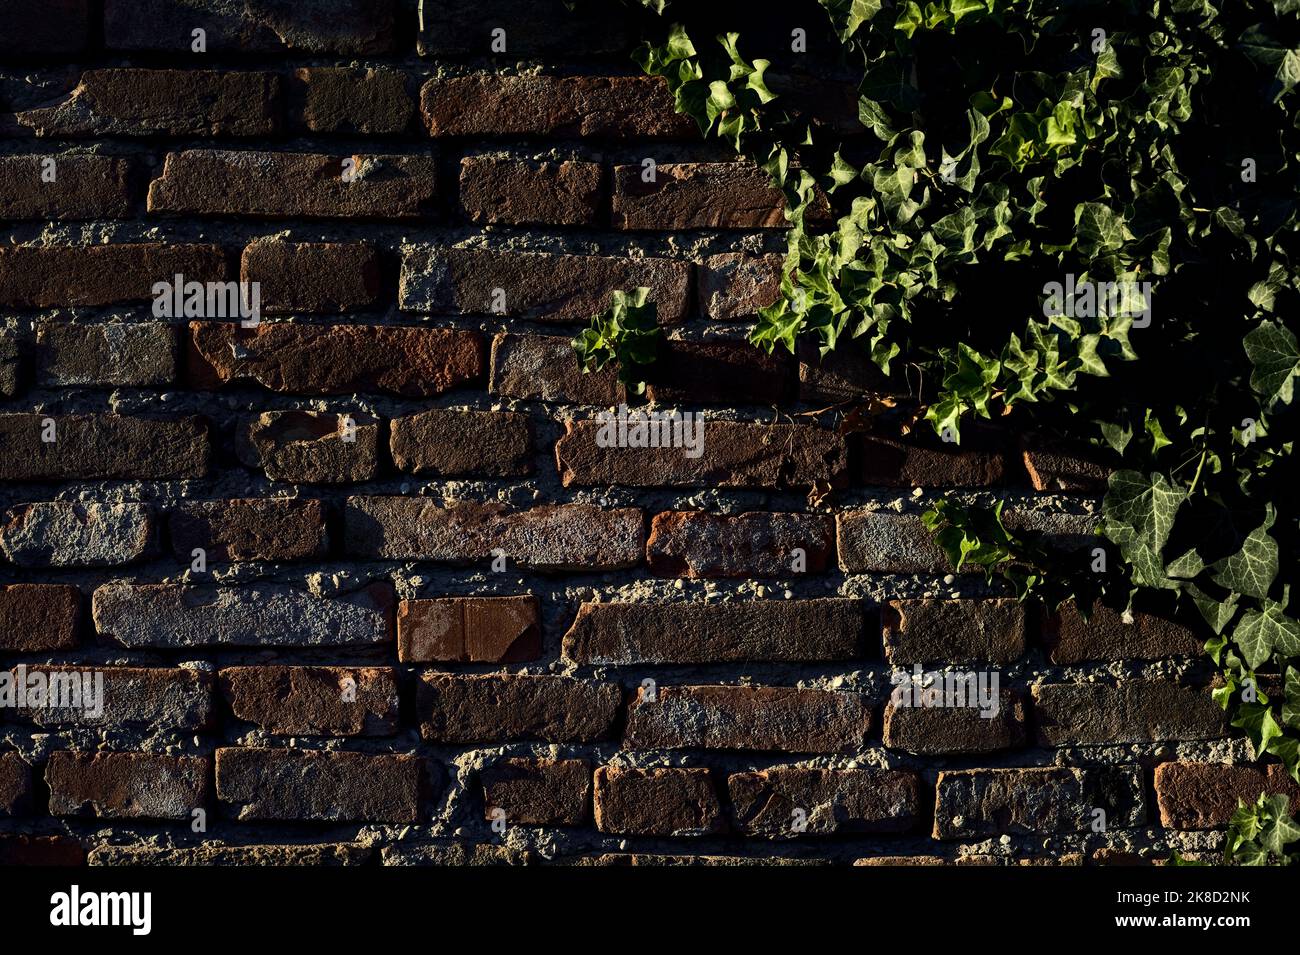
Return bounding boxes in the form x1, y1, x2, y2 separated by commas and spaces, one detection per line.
1244, 320, 1300, 406
1075, 203, 1131, 257
1284, 667, 1300, 730
1101, 471, 1187, 588
1210, 506, 1279, 600
1233, 601, 1300, 670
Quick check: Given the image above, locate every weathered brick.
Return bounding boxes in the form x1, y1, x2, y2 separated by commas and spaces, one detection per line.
0, 334, 18, 397
104, 0, 396, 55
420, 75, 693, 139
0, 502, 156, 567
0, 754, 32, 816
219, 666, 398, 737
594, 766, 724, 836
697, 253, 784, 321
149, 151, 438, 219
556, 420, 848, 489
92, 582, 393, 648
0, 584, 81, 652
89, 843, 373, 866
237, 411, 380, 484
646, 511, 834, 578
47, 752, 209, 820
10, 666, 214, 731
798, 340, 902, 403
727, 767, 920, 837
482, 758, 590, 827
460, 157, 603, 227
345, 497, 643, 571
290, 67, 413, 134
836, 512, 957, 575
883, 692, 1026, 754
0, 835, 85, 866
0, 155, 134, 219
624, 685, 871, 753
0, 413, 210, 480
390, 409, 531, 477
562, 599, 863, 664
1032, 682, 1226, 745
418, 674, 620, 744
644, 340, 795, 405
398, 596, 540, 663
0, 1, 91, 55
881, 599, 1026, 665
216, 748, 425, 823
1154, 762, 1300, 830
490, 333, 625, 405
241, 240, 381, 313
859, 434, 1007, 487
1001, 510, 1099, 551
1022, 438, 1112, 492
169, 499, 329, 562
418, 0, 634, 56
0, 244, 226, 308
15, 70, 279, 137
35, 322, 177, 387
934, 766, 1145, 839
1044, 604, 1204, 664
382, 843, 530, 866
399, 246, 692, 324
613, 163, 788, 230
189, 323, 482, 396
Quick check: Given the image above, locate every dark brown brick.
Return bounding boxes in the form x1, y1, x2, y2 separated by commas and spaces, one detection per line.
594, 766, 724, 836
881, 599, 1026, 665
15, 70, 279, 137
9, 666, 214, 731
697, 253, 784, 321
624, 685, 871, 753
1022, 438, 1112, 492
398, 596, 540, 663
727, 767, 920, 836
0, 413, 209, 480
1032, 682, 1227, 745
290, 67, 413, 134
1154, 762, 1300, 830
149, 151, 437, 219
859, 434, 1007, 487
241, 239, 381, 313
35, 322, 176, 388
345, 497, 643, 571
1044, 604, 1204, 664
0, 835, 85, 866
399, 246, 692, 324
556, 420, 848, 490
236, 411, 379, 484
562, 599, 863, 664
934, 766, 1145, 839
0, 754, 33, 816
418, 674, 620, 744
613, 163, 789, 230
646, 511, 834, 578
0, 1, 91, 55
216, 748, 425, 823
0, 155, 134, 219
798, 340, 902, 403
883, 691, 1026, 754
0, 334, 17, 397
482, 758, 590, 827
46, 752, 209, 820
418, 0, 635, 56
459, 157, 602, 227
390, 409, 531, 477
644, 340, 795, 405
835, 512, 958, 575
169, 499, 329, 562
420, 75, 694, 139
89, 843, 373, 866
0, 244, 226, 308
0, 584, 81, 652
219, 666, 398, 737
189, 323, 483, 396
489, 333, 625, 405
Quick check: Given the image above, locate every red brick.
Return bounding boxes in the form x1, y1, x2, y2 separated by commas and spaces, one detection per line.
46, 752, 209, 820
556, 420, 847, 490
562, 599, 863, 664
624, 685, 870, 753
10, 666, 214, 731
646, 511, 834, 578
644, 340, 795, 405
15, 70, 279, 137
697, 253, 784, 321
0, 244, 226, 308
237, 411, 380, 484
0, 155, 135, 219
459, 157, 603, 226
490, 333, 625, 405
0, 1, 91, 55
1154, 762, 1300, 830
594, 767, 724, 836
883, 692, 1026, 754
0, 584, 80, 652
418, 674, 620, 744
1032, 682, 1226, 745
219, 666, 398, 737
1022, 437, 1112, 492
188, 323, 483, 396
390, 409, 531, 477
399, 246, 692, 324
1044, 604, 1204, 664
345, 497, 643, 571
881, 599, 1026, 665
482, 758, 590, 827
420, 75, 694, 139
859, 434, 1007, 487
0, 413, 209, 480
35, 321, 176, 388
148, 150, 438, 219
169, 499, 329, 562
291, 67, 413, 134
215, 748, 426, 823
0, 754, 33, 816
398, 596, 540, 663
727, 767, 920, 836
241, 240, 381, 313
613, 163, 790, 230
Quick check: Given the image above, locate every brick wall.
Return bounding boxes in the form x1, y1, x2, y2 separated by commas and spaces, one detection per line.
0, 0, 1278, 867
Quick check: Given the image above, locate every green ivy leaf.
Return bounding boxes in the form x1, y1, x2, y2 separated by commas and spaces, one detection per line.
1244, 320, 1300, 405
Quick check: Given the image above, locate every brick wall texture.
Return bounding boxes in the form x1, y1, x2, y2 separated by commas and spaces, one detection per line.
0, 0, 1275, 867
